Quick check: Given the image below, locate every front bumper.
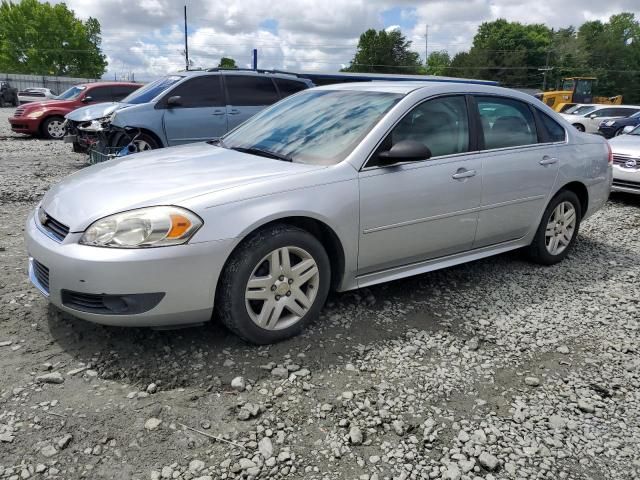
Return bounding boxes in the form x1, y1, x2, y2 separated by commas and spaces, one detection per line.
25, 210, 234, 327
598, 126, 617, 138
612, 164, 640, 194
9, 116, 40, 135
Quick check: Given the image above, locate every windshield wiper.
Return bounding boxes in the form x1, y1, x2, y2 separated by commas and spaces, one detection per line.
230, 146, 292, 162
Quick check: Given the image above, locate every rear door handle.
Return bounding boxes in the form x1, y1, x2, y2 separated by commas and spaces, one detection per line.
539, 156, 558, 166
228, 108, 240, 115
211, 109, 225, 116
452, 168, 477, 180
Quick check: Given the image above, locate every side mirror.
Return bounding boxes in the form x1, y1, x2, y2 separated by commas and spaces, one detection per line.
82, 96, 93, 103
166, 95, 182, 107
589, 113, 597, 119
378, 140, 431, 166
622, 125, 635, 134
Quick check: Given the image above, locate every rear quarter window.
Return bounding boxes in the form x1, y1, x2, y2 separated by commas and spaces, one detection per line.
537, 111, 566, 142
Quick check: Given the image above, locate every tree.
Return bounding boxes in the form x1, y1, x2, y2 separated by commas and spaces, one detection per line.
218, 57, 237, 69
0, 0, 107, 77
342, 28, 423, 74
425, 50, 451, 76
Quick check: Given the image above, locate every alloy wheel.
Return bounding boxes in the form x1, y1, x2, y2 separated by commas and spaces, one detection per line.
245, 246, 320, 330
545, 201, 577, 255
133, 139, 153, 151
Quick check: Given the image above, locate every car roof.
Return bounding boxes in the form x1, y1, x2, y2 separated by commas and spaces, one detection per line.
84, 81, 141, 87
174, 69, 309, 82
314, 81, 533, 98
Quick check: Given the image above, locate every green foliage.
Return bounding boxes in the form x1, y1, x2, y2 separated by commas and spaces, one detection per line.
448, 14, 640, 102
0, 0, 107, 77
218, 57, 237, 69
342, 28, 423, 74
425, 50, 451, 76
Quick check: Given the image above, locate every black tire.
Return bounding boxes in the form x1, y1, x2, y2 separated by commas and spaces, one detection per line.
216, 224, 331, 344
112, 130, 160, 152
614, 127, 624, 137
72, 141, 87, 154
40, 116, 66, 140
11, 95, 18, 107
0, 96, 5, 108
526, 190, 582, 265
572, 123, 585, 132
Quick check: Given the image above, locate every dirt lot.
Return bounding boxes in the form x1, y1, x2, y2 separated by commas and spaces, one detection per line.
1, 106, 639, 480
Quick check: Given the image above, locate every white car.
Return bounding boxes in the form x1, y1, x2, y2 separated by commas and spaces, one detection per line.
18, 88, 57, 104
560, 105, 640, 133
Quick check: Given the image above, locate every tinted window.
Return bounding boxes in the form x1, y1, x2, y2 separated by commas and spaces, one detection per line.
477, 96, 537, 149
86, 86, 112, 102
225, 75, 280, 106
538, 112, 566, 142
165, 76, 224, 108
611, 108, 638, 117
112, 85, 139, 102
275, 78, 308, 97
591, 108, 615, 118
222, 90, 401, 165
386, 96, 469, 158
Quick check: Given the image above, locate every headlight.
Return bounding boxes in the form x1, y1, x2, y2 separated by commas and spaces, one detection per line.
97, 111, 116, 123
79, 206, 202, 248
26, 110, 45, 119
604, 120, 615, 127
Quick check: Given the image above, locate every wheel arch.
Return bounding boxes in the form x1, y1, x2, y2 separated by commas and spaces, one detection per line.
556, 181, 589, 217
218, 215, 347, 293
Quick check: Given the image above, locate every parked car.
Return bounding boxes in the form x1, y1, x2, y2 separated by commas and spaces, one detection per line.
609, 124, 640, 194
64, 69, 313, 155
26, 82, 611, 344
560, 105, 640, 133
0, 81, 19, 107
598, 111, 640, 138
18, 87, 57, 104
8, 82, 141, 140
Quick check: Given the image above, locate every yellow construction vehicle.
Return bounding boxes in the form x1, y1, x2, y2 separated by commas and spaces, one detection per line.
536, 77, 623, 112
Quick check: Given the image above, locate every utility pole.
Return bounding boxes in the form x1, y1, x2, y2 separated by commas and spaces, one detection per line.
425, 25, 429, 64
184, 5, 189, 71
539, 50, 552, 91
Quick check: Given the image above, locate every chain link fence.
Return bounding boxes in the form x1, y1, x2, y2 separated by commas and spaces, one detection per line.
0, 73, 99, 95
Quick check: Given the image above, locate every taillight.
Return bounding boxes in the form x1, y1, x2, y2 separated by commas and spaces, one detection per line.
606, 142, 613, 165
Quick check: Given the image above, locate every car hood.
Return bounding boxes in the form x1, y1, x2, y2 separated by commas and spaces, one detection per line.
20, 99, 77, 111
40, 142, 325, 232
65, 102, 126, 121
609, 134, 640, 155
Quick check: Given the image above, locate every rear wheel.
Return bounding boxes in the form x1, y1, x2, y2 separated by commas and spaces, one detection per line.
41, 116, 65, 140
572, 123, 585, 132
216, 224, 331, 344
526, 190, 581, 265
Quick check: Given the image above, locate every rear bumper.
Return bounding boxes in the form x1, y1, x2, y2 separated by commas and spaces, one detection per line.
25, 210, 234, 327
9, 116, 40, 134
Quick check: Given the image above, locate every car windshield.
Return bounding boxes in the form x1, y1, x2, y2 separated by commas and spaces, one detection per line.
221, 90, 402, 165
568, 105, 596, 115
55, 85, 86, 100
121, 75, 183, 104
629, 125, 640, 135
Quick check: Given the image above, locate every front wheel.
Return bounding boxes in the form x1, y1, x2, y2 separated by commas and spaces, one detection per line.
216, 225, 331, 344
112, 131, 159, 152
41, 116, 66, 139
526, 190, 581, 265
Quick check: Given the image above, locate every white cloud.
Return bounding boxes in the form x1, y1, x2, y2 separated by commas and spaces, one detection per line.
49, 0, 640, 80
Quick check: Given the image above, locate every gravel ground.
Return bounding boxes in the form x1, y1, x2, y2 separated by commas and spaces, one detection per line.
1, 105, 639, 480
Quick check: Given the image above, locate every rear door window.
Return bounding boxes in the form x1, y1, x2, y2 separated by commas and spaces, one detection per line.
111, 85, 139, 102
164, 75, 225, 108
274, 78, 308, 98
225, 75, 280, 106
476, 96, 537, 149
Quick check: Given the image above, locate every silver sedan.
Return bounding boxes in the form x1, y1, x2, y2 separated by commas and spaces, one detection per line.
609, 125, 640, 194
26, 82, 612, 344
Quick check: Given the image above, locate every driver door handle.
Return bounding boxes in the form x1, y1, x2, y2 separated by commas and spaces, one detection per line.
228, 108, 240, 115
452, 168, 477, 180
211, 109, 225, 116
540, 156, 558, 166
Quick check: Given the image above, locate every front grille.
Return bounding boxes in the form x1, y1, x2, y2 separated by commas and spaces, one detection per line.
613, 179, 640, 190
32, 259, 50, 294
40, 211, 70, 242
14, 107, 25, 117
612, 155, 640, 169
